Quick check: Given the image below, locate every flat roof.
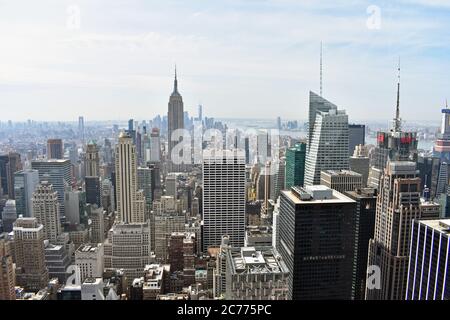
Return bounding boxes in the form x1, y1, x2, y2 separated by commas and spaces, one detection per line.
418, 219, 450, 235
282, 188, 356, 205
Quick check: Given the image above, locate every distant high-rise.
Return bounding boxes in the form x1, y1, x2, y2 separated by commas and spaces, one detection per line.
349, 145, 370, 186
85, 141, 100, 177
13, 217, 49, 292
257, 131, 271, 165
277, 185, 356, 300
304, 93, 349, 186
47, 139, 64, 160
115, 132, 145, 224
150, 128, 161, 163
202, 149, 246, 250
406, 218, 450, 300
32, 159, 72, 216
85, 176, 101, 207
1, 200, 17, 233
14, 169, 39, 218
433, 103, 450, 162
32, 182, 62, 243
78, 116, 85, 144
0, 152, 22, 199
198, 104, 203, 121
348, 124, 365, 156
167, 67, 184, 166
285, 142, 306, 189
366, 161, 439, 300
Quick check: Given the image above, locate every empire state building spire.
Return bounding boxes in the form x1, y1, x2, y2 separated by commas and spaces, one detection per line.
173, 64, 178, 94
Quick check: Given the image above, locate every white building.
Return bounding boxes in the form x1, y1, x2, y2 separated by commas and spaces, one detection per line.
32, 182, 62, 243
304, 96, 349, 186
75, 243, 104, 282
81, 278, 105, 300
203, 149, 246, 250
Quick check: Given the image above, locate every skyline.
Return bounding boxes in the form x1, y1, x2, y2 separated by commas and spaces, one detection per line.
0, 0, 449, 121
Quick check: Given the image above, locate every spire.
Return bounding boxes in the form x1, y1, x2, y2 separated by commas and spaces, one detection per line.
393, 57, 402, 132
173, 64, 178, 93
320, 41, 323, 97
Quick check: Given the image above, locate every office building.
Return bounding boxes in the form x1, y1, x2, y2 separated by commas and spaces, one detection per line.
44, 242, 71, 283
32, 182, 62, 243
406, 219, 450, 300
88, 205, 105, 244
31, 159, 72, 215
225, 246, 289, 300
434, 105, 450, 162
103, 222, 153, 284
345, 188, 377, 300
277, 185, 356, 300
81, 278, 105, 300
14, 217, 49, 292
150, 128, 161, 163
285, 142, 306, 189
167, 68, 184, 168
304, 94, 349, 186
75, 244, 104, 282
366, 161, 439, 300
320, 169, 363, 194
85, 141, 100, 177
14, 169, 39, 217
64, 187, 83, 225
203, 149, 246, 250
348, 124, 365, 156
47, 139, 64, 160
1, 200, 17, 233
368, 72, 418, 189
85, 176, 101, 207
417, 155, 441, 200
0, 152, 22, 199
0, 238, 15, 300
115, 132, 145, 224
349, 144, 370, 186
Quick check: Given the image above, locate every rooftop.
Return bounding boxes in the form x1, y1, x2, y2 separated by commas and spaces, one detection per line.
228, 246, 289, 275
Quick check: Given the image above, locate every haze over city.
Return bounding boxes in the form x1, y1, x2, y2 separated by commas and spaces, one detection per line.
1, 0, 449, 121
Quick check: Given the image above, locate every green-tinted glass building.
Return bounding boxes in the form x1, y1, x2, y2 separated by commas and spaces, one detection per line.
285, 142, 306, 189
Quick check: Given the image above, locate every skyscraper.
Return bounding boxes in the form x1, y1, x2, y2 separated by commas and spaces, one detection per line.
13, 217, 49, 292
78, 116, 85, 145
348, 124, 365, 156
406, 218, 450, 300
47, 139, 64, 160
304, 96, 349, 186
285, 142, 306, 189
167, 67, 184, 167
0, 152, 22, 199
14, 169, 39, 218
150, 128, 161, 163
366, 161, 439, 300
368, 66, 418, 189
32, 159, 72, 216
32, 182, 62, 243
202, 149, 246, 250
307, 91, 336, 147
1, 200, 17, 233
349, 144, 370, 186
345, 187, 377, 300
277, 185, 356, 300
115, 132, 145, 224
433, 103, 450, 162
85, 141, 100, 177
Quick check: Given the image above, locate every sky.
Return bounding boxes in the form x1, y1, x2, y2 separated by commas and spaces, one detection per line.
0, 0, 449, 122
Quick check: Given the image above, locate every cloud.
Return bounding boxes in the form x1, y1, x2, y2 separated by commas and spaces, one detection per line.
0, 0, 448, 122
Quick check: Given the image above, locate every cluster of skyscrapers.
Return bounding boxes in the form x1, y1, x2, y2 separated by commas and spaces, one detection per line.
0, 66, 449, 301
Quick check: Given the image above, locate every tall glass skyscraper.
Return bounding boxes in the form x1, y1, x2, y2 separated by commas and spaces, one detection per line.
285, 142, 306, 189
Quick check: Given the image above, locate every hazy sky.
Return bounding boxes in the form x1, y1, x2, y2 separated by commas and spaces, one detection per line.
0, 0, 449, 122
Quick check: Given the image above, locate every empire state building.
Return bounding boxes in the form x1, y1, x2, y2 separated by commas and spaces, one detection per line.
167, 68, 184, 169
